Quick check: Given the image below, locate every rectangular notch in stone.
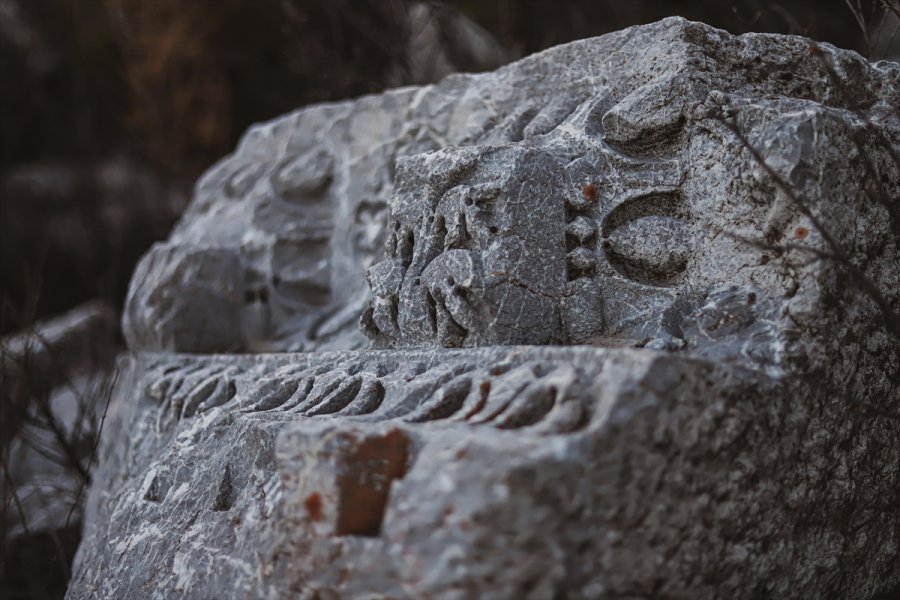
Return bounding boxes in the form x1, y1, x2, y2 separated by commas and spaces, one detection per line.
335, 428, 409, 537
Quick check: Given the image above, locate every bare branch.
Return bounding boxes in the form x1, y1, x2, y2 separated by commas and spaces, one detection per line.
722, 231, 838, 259
878, 0, 900, 21
846, 0, 874, 57
704, 109, 900, 341
65, 366, 119, 531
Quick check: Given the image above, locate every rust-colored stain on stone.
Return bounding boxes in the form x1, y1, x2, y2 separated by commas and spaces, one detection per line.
462, 381, 490, 420
305, 491, 324, 522
336, 429, 409, 537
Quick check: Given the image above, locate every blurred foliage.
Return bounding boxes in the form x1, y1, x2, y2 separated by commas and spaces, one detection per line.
0, 0, 877, 185
108, 0, 877, 175
105, 0, 409, 176
0, 0, 126, 168
448, 0, 871, 55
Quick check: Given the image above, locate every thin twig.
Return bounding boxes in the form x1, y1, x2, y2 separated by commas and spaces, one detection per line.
0, 448, 30, 538
65, 365, 119, 531
706, 110, 900, 341
846, 0, 874, 57
721, 231, 839, 263
878, 0, 900, 21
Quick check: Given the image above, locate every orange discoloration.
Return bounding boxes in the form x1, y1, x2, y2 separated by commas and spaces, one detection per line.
305, 492, 324, 522
794, 226, 809, 239
335, 429, 409, 537
581, 183, 598, 202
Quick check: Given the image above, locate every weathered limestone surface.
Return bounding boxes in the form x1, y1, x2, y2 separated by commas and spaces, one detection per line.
71, 17, 900, 599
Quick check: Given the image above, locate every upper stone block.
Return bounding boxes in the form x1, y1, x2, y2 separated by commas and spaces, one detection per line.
122, 17, 899, 381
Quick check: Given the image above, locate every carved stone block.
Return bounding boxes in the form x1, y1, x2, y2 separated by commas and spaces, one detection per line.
70, 17, 900, 599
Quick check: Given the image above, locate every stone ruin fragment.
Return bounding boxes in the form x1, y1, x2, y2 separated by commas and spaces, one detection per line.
69, 17, 900, 599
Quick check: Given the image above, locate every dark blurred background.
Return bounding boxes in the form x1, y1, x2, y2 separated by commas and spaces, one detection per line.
0, 1, 895, 598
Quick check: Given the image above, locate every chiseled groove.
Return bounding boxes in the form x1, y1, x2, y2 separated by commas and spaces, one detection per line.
305, 376, 364, 416
149, 357, 589, 434
469, 380, 532, 425
404, 376, 473, 423
202, 378, 237, 413
147, 362, 205, 402
277, 377, 316, 412
292, 372, 347, 414
181, 375, 222, 419
494, 385, 557, 429
170, 366, 229, 419
167, 364, 223, 404
454, 379, 491, 421
337, 380, 385, 416
528, 396, 590, 434
374, 366, 460, 420
250, 378, 301, 412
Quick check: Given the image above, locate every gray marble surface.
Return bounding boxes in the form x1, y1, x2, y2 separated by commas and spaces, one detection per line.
70, 17, 900, 599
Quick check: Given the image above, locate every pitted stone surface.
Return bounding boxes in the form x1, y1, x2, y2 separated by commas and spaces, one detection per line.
69, 348, 900, 598
71, 17, 900, 599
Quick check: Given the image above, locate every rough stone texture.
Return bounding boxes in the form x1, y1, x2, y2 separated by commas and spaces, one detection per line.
71, 17, 900, 599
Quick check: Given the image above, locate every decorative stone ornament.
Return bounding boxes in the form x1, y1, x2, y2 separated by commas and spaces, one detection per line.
69, 18, 900, 599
